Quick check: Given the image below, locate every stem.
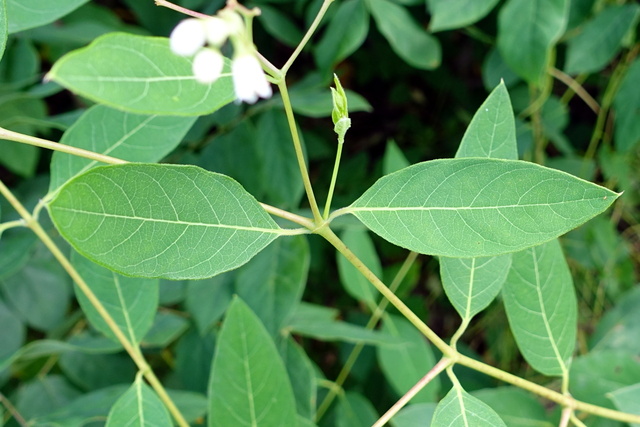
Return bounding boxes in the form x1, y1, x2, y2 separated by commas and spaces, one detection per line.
323, 137, 344, 219
372, 358, 453, 427
260, 202, 315, 229
550, 68, 600, 114
281, 0, 334, 75
0, 181, 189, 427
154, 0, 209, 18
449, 317, 471, 351
0, 392, 28, 427
278, 81, 323, 222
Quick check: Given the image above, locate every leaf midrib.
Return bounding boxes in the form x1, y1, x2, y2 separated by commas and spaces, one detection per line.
350, 197, 605, 211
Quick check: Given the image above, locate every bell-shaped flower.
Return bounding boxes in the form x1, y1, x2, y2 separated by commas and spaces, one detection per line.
203, 17, 230, 47
231, 54, 272, 104
170, 19, 206, 57
192, 48, 225, 84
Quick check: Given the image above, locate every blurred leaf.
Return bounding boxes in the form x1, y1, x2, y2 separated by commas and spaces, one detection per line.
336, 392, 378, 427
337, 228, 381, 308
502, 240, 577, 376
286, 88, 372, 118
105, 377, 172, 427
48, 164, 283, 280
0, 38, 39, 89
158, 279, 187, 305
431, 387, 507, 426
279, 337, 317, 419
383, 140, 410, 175
142, 311, 189, 347
60, 350, 136, 390
609, 383, 640, 427
6, 0, 90, 33
174, 328, 215, 394
208, 297, 297, 426
473, 387, 552, 427
49, 105, 196, 193
378, 314, 440, 403
392, 403, 436, 426
613, 58, 640, 152
428, 0, 499, 32
0, 0, 6, 61
236, 235, 310, 337
482, 48, 521, 91
348, 158, 618, 257
497, 0, 568, 85
47, 33, 236, 115
14, 375, 82, 420
72, 252, 158, 345
567, 0, 595, 30
590, 287, 640, 354
258, 5, 303, 47
565, 5, 640, 75
369, 0, 441, 70
167, 390, 208, 424
0, 299, 24, 362
185, 273, 234, 334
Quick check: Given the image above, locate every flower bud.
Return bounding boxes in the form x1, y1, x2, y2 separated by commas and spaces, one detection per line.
203, 16, 230, 47
331, 74, 349, 126
170, 19, 206, 57
192, 48, 224, 84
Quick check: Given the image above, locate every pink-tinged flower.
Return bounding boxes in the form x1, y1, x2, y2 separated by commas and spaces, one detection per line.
170, 19, 206, 57
192, 48, 224, 84
232, 54, 272, 104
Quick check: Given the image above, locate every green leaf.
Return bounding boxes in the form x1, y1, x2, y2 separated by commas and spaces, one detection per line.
431, 387, 507, 426
456, 81, 517, 160
440, 254, 511, 320
377, 314, 439, 403
348, 158, 618, 257
383, 140, 410, 175
336, 392, 378, 427
258, 5, 303, 48
368, 0, 441, 70
208, 297, 297, 426
142, 311, 189, 347
287, 88, 372, 118
14, 375, 81, 419
48, 163, 283, 280
473, 387, 552, 427
502, 239, 576, 376
185, 274, 234, 334
0, 0, 6, 61
0, 299, 24, 362
497, 0, 568, 85
105, 377, 172, 427
47, 32, 236, 115
49, 105, 196, 193
59, 350, 136, 390
482, 48, 520, 91
590, 287, 640, 354
174, 329, 215, 394
337, 228, 381, 308
71, 252, 158, 345
393, 403, 436, 426
6, 0, 90, 33
609, 383, 640, 427
428, 0, 499, 32
565, 5, 640, 75
279, 337, 317, 420
236, 235, 310, 337
613, 58, 640, 152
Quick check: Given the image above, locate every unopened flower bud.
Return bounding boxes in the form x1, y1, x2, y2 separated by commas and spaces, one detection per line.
192, 48, 224, 84
170, 19, 206, 57
331, 74, 349, 126
203, 16, 230, 47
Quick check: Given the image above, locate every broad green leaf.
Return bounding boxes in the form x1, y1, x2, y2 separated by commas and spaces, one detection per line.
336, 392, 378, 427
565, 5, 640, 75
236, 235, 310, 337
0, 0, 6, 61
105, 377, 172, 427
497, 0, 568, 85
348, 158, 618, 258
337, 228, 381, 308
185, 273, 234, 334
174, 329, 215, 394
48, 163, 283, 280
258, 5, 303, 48
369, 0, 441, 70
456, 81, 517, 160
59, 351, 136, 390
71, 252, 158, 345
208, 297, 297, 427
47, 33, 236, 115
142, 311, 189, 347
482, 48, 520, 91
14, 375, 81, 419
431, 387, 507, 426
0, 299, 24, 362
6, 0, 90, 33
378, 314, 439, 403
590, 287, 640, 354
0, 38, 39, 89
287, 88, 372, 118
49, 105, 196, 193
473, 387, 552, 427
440, 254, 511, 320
502, 240, 576, 376
428, 0, 499, 32
167, 390, 208, 424
609, 383, 640, 427
613, 58, 640, 152
279, 337, 317, 420
383, 140, 410, 175
393, 403, 436, 426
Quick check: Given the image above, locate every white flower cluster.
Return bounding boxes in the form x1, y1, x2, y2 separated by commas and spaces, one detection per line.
170, 11, 272, 104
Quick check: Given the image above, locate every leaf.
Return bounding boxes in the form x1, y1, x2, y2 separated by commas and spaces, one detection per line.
565, 5, 640, 75
431, 387, 507, 426
208, 297, 297, 427
142, 311, 189, 347
502, 240, 577, 376
105, 377, 172, 427
347, 158, 618, 258
383, 140, 410, 175
336, 392, 378, 427
71, 252, 158, 345
59, 350, 136, 390
609, 383, 640, 427
49, 105, 196, 193
258, 5, 303, 48
337, 228, 381, 308
393, 403, 436, 426
377, 314, 439, 403
473, 387, 552, 427
613, 58, 640, 152
47, 163, 283, 280
14, 375, 81, 419
428, 0, 499, 32
47, 32, 236, 115
440, 254, 511, 320
287, 88, 372, 118
482, 48, 520, 91
368, 0, 441, 70
590, 287, 640, 354
456, 81, 517, 160
279, 337, 317, 420
185, 274, 234, 334
497, 0, 569, 85
6, 0, 90, 33
0, 299, 24, 362
0, 0, 6, 61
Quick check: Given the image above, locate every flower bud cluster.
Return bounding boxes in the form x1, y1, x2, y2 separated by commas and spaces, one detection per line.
169, 9, 272, 104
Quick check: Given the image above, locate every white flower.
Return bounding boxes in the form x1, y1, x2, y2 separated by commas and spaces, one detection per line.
232, 54, 272, 104
170, 19, 206, 57
192, 48, 224, 84
203, 17, 230, 47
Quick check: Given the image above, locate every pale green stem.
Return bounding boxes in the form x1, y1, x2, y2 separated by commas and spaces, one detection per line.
560, 407, 572, 427
280, 0, 334, 75
0, 219, 25, 235
154, 0, 209, 18
259, 202, 315, 229
315, 251, 419, 421
372, 358, 453, 427
0, 392, 28, 427
323, 136, 344, 219
449, 316, 471, 352
0, 180, 189, 427
570, 412, 588, 427
278, 81, 323, 222
550, 68, 599, 114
